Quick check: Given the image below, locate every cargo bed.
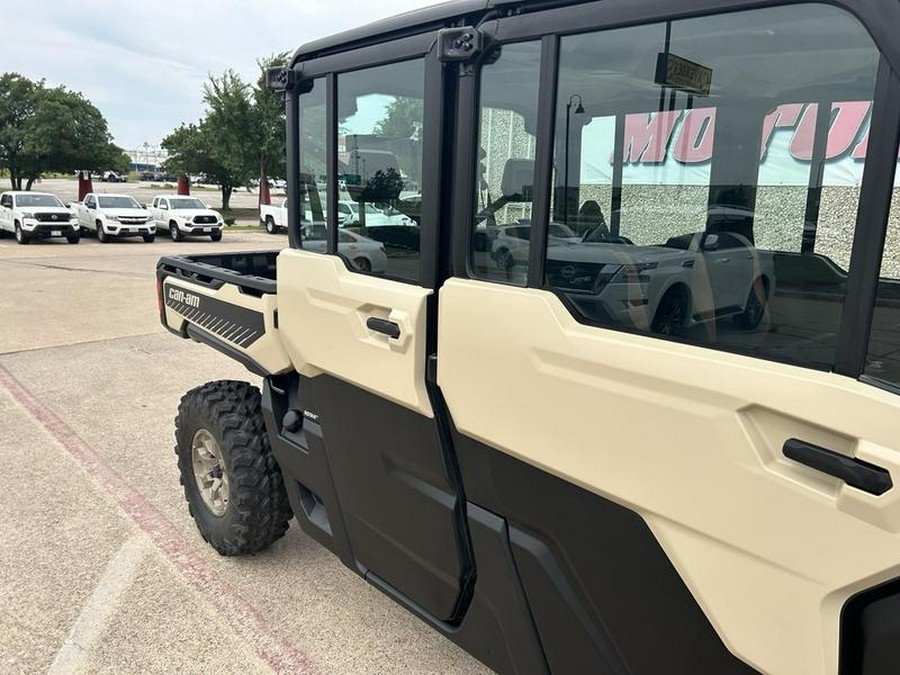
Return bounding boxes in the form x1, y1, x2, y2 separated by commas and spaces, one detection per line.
156, 251, 291, 376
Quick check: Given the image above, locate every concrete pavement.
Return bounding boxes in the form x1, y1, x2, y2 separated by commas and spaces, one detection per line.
0, 231, 491, 674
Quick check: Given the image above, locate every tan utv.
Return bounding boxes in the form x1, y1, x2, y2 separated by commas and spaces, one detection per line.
156, 0, 900, 673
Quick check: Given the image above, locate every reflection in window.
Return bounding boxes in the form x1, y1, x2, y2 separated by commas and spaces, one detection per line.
299, 79, 328, 246
544, 4, 879, 371
865, 163, 900, 389
471, 41, 542, 285
337, 60, 424, 282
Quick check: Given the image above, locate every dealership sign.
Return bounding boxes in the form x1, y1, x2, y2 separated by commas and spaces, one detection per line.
581, 101, 899, 186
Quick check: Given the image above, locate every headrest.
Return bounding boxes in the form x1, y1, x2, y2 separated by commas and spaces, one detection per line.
501, 159, 534, 200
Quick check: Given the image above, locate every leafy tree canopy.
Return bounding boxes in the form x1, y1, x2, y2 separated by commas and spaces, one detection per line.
0, 73, 118, 190
162, 54, 289, 208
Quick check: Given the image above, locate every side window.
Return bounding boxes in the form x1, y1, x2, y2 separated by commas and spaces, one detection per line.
545, 5, 879, 371
471, 41, 542, 285
86, 197, 96, 208
0, 195, 10, 208
299, 78, 327, 244
865, 160, 900, 389
337, 60, 424, 282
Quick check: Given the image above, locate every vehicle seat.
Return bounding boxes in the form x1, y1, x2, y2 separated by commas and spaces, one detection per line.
578, 200, 609, 238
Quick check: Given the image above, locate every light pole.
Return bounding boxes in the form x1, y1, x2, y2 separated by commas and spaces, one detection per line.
563, 93, 585, 226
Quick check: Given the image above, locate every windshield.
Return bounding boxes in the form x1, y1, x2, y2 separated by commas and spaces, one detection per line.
169, 198, 206, 210
97, 196, 141, 209
16, 194, 63, 208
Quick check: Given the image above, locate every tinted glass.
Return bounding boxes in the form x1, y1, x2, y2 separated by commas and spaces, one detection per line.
337, 60, 423, 281
169, 198, 206, 209
545, 5, 879, 370
97, 196, 141, 209
471, 41, 542, 285
299, 78, 328, 244
18, 194, 64, 207
865, 159, 900, 390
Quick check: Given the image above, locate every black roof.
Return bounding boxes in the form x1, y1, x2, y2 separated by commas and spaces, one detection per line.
289, 0, 900, 76
291, 0, 509, 65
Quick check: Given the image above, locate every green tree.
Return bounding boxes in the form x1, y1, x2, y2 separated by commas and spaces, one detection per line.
202, 69, 256, 203
201, 57, 287, 205
162, 121, 241, 209
373, 98, 423, 139
250, 54, 288, 190
372, 97, 423, 185
103, 144, 131, 175
0, 73, 37, 190
0, 73, 119, 189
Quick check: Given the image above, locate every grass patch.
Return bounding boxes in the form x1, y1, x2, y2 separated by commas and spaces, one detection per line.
222, 207, 259, 220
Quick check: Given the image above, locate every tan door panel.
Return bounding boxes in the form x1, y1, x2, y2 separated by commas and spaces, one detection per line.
277, 249, 433, 417
438, 278, 900, 675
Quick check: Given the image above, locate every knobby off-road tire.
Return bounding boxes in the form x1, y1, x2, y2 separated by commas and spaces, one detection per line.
175, 380, 292, 555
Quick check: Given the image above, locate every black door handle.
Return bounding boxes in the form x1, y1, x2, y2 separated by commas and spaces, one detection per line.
366, 317, 401, 339
783, 438, 892, 496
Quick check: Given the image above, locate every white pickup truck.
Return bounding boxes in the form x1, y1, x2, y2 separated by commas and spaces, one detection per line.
259, 198, 344, 234
259, 198, 413, 234
150, 195, 224, 242
75, 193, 156, 243
0, 191, 80, 244
259, 199, 290, 234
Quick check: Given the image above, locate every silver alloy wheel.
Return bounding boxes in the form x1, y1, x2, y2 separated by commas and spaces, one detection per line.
191, 428, 229, 516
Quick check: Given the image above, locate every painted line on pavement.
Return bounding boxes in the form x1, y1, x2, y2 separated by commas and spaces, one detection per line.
0, 364, 317, 675
49, 535, 150, 675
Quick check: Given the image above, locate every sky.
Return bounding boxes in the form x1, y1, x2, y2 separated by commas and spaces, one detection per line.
0, 0, 437, 152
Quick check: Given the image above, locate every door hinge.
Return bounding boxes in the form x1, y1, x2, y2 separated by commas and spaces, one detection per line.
437, 27, 483, 63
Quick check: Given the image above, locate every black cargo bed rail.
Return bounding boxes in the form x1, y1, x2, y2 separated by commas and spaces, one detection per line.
157, 250, 279, 296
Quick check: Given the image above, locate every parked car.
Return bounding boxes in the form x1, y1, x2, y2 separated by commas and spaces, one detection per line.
338, 200, 414, 227
545, 229, 775, 334
101, 171, 127, 183
260, 199, 352, 234
300, 224, 388, 273
75, 193, 155, 243
150, 196, 224, 242
472, 219, 499, 252
0, 191, 80, 244
491, 221, 581, 269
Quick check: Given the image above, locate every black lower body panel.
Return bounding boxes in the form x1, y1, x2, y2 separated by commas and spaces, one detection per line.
841, 577, 900, 674
453, 432, 759, 675
261, 374, 548, 674
262, 371, 753, 674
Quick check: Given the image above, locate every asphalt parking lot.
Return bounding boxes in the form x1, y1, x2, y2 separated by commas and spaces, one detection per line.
0, 232, 490, 674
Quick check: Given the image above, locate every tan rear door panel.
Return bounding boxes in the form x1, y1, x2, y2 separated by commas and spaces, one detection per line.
438, 278, 900, 675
